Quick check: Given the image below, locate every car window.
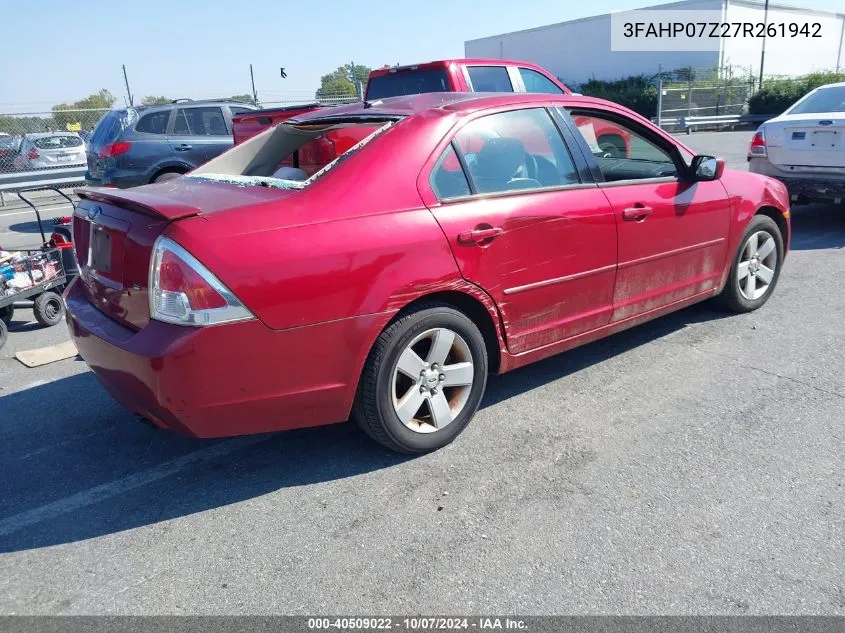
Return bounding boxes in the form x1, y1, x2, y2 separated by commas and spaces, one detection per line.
519, 68, 564, 94
467, 66, 513, 93
229, 106, 252, 116
135, 111, 170, 134
566, 109, 678, 181
32, 135, 83, 149
430, 145, 471, 199
366, 69, 450, 99
173, 107, 228, 136
435, 108, 579, 197
91, 109, 138, 147
788, 85, 845, 114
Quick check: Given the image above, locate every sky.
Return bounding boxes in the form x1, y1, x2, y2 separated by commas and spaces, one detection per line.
0, 0, 838, 113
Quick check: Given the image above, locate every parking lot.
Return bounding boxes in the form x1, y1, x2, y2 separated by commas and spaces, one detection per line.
0, 131, 843, 614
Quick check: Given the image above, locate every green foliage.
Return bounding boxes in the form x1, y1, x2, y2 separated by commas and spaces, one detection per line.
749, 71, 845, 115
315, 64, 371, 100
230, 94, 257, 105
0, 115, 51, 135
142, 96, 171, 106
52, 89, 116, 131
579, 75, 657, 118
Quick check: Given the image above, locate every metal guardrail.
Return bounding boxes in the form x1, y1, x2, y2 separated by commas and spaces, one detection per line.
678, 114, 773, 134
0, 166, 85, 207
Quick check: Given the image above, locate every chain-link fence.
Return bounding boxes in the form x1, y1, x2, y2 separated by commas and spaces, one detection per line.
0, 108, 109, 175
656, 65, 760, 130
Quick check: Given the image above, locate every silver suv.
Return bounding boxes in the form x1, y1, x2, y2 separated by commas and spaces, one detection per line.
85, 99, 256, 188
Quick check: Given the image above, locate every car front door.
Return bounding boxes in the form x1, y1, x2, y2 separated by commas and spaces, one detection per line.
562, 106, 731, 322
167, 106, 233, 167
419, 106, 618, 355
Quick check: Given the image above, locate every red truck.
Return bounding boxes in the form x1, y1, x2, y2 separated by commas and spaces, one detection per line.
231, 58, 630, 169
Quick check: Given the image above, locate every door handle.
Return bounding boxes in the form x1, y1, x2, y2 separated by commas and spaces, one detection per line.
174, 144, 192, 151
621, 205, 653, 221
457, 227, 504, 245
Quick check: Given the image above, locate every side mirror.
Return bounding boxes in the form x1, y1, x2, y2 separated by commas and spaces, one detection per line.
690, 155, 725, 181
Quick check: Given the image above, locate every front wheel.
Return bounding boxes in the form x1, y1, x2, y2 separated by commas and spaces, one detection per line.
716, 214, 784, 313
0, 305, 12, 326
0, 318, 7, 350
353, 304, 488, 454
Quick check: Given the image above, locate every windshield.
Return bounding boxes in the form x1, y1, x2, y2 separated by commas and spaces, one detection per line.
788, 86, 845, 115
366, 69, 449, 100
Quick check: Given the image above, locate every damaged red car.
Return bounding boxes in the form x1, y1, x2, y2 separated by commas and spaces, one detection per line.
65, 92, 791, 454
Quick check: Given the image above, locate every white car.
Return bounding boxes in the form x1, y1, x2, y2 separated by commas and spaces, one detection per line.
748, 82, 844, 205
12, 132, 86, 171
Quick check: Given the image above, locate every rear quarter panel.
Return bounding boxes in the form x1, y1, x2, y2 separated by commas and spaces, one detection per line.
165, 115, 474, 332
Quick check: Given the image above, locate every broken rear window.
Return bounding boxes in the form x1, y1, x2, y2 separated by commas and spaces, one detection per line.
187, 119, 397, 190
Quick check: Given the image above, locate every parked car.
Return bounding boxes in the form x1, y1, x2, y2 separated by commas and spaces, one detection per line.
66, 92, 790, 454
12, 132, 85, 171
0, 135, 21, 173
748, 81, 845, 204
85, 99, 257, 188
233, 59, 630, 158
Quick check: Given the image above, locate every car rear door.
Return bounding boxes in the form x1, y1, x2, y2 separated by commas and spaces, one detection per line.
562, 106, 731, 322
418, 106, 618, 355
167, 106, 233, 167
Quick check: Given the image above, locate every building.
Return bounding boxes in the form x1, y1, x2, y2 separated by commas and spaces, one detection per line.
464, 0, 845, 87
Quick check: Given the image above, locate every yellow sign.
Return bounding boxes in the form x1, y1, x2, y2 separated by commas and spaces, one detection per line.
66, 122, 82, 132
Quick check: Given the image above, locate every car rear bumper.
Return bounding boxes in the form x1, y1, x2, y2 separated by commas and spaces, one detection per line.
85, 170, 148, 189
64, 278, 386, 438
749, 158, 845, 201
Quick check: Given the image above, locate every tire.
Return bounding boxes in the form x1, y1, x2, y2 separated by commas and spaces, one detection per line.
33, 291, 65, 327
353, 304, 489, 454
716, 214, 784, 313
153, 170, 183, 183
0, 318, 7, 350
0, 305, 12, 326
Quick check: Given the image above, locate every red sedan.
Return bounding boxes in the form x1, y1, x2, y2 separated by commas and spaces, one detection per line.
65, 92, 790, 454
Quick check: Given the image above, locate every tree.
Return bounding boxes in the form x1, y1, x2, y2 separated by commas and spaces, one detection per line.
52, 89, 117, 131
315, 64, 371, 101
142, 96, 171, 105
230, 94, 257, 105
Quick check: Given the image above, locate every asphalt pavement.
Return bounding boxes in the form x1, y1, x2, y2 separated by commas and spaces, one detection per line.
0, 132, 843, 614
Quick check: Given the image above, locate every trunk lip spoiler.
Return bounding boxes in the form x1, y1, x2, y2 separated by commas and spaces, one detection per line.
75, 186, 202, 221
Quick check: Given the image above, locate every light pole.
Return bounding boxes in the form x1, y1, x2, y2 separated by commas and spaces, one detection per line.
758, 0, 770, 89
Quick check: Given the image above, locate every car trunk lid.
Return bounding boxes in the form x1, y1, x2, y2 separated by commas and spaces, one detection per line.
765, 115, 845, 169
73, 180, 294, 330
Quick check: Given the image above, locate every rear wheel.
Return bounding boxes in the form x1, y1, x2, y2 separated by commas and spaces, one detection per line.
153, 170, 183, 183
0, 305, 12, 326
353, 304, 488, 454
716, 215, 784, 313
33, 291, 65, 327
0, 318, 7, 350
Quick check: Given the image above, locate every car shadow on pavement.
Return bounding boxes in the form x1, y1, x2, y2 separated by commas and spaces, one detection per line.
789, 203, 845, 250
0, 374, 412, 553
481, 302, 732, 409
0, 302, 733, 554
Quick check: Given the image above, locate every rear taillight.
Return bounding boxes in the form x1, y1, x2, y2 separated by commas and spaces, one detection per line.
27, 149, 39, 160
98, 141, 131, 159
748, 128, 767, 158
149, 237, 253, 326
